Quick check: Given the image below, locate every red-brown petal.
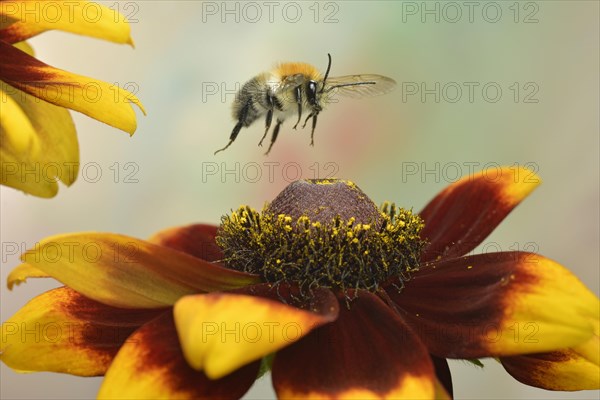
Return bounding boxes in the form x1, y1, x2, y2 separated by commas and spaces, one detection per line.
149, 223, 223, 262
419, 166, 540, 262
1, 287, 161, 376
98, 312, 259, 399
272, 290, 436, 399
389, 252, 598, 358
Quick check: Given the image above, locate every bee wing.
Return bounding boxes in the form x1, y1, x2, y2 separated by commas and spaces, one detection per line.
274, 73, 308, 93
324, 74, 396, 99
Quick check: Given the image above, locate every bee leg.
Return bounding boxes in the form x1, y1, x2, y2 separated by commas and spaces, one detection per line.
258, 108, 273, 147
310, 113, 319, 146
265, 119, 283, 156
214, 121, 244, 155
293, 86, 302, 129
301, 112, 314, 129
214, 102, 251, 155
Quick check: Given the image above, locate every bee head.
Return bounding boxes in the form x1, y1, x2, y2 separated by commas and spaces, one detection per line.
306, 80, 322, 111
311, 53, 333, 110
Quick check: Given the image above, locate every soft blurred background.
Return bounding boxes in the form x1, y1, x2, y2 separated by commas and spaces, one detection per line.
1, 1, 598, 399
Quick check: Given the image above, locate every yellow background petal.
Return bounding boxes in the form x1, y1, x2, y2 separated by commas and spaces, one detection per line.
0, 1, 133, 44
0, 41, 145, 135
1, 83, 78, 197
7, 263, 50, 289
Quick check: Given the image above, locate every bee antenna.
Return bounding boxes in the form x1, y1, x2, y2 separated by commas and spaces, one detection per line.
320, 53, 332, 93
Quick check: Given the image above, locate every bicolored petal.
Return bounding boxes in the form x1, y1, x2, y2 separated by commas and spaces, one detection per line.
1, 83, 79, 197
1, 287, 160, 376
501, 344, 600, 390
0, 41, 145, 135
98, 312, 259, 399
419, 166, 540, 263
0, 1, 133, 45
20, 232, 260, 309
149, 223, 223, 262
272, 290, 436, 399
173, 285, 339, 379
7, 262, 50, 289
390, 252, 599, 358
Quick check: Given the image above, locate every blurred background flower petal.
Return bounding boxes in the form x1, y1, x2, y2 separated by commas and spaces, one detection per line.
0, 41, 145, 135
1, 82, 78, 197
0, 0, 133, 45
7, 263, 50, 289
0, 1, 143, 197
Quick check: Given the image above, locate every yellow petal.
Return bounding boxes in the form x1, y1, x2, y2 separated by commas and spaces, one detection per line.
20, 232, 260, 309
0, 1, 133, 45
7, 263, 50, 289
1, 287, 160, 376
0, 41, 145, 135
173, 288, 339, 379
1, 83, 79, 197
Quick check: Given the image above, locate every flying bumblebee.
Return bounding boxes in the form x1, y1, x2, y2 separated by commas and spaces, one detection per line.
214, 54, 396, 155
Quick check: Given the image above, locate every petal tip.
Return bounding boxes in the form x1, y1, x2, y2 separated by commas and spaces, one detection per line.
505, 166, 542, 203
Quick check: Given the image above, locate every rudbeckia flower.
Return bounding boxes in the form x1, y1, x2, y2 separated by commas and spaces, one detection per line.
2, 166, 598, 399
0, 0, 146, 198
